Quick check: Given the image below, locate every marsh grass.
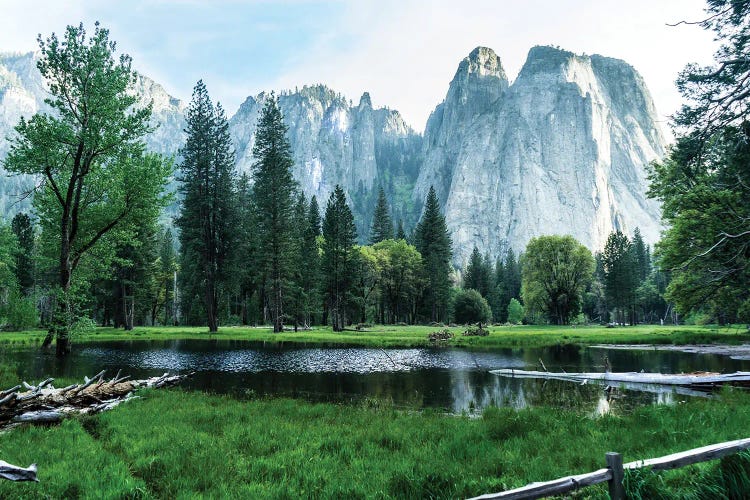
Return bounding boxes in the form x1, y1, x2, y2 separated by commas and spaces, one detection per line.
1, 388, 750, 498
1, 323, 748, 350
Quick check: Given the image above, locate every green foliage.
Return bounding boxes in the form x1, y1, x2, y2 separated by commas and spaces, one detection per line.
371, 239, 424, 324
10, 213, 34, 294
0, 291, 38, 331
322, 185, 358, 331
649, 2, 750, 323
0, 222, 18, 294
251, 94, 298, 332
415, 186, 453, 322
453, 288, 492, 324
463, 246, 492, 297
522, 235, 595, 325
507, 298, 524, 325
602, 231, 639, 324
369, 186, 394, 244
297, 195, 322, 326
177, 81, 236, 332
2, 22, 171, 354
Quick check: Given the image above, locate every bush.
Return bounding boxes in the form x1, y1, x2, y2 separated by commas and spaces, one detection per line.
453, 289, 492, 324
0, 292, 38, 331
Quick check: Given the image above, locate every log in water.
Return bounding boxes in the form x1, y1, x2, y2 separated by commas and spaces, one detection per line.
491, 369, 750, 388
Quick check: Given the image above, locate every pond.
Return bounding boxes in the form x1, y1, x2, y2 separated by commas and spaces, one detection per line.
4, 340, 749, 414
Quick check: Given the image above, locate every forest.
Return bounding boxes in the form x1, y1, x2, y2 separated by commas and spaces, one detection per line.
0, 4, 749, 359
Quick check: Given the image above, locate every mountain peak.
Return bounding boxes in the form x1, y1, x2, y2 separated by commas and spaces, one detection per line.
454, 46, 506, 81
358, 92, 372, 108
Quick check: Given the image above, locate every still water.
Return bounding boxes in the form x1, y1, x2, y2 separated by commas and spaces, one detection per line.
4, 340, 749, 414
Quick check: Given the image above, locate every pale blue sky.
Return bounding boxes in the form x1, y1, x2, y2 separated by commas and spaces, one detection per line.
1, 1, 717, 132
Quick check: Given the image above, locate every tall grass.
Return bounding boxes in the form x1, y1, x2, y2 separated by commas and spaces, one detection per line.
1, 388, 750, 498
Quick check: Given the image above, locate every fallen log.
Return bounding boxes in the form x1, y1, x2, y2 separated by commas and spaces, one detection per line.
0, 371, 193, 430
491, 369, 750, 389
0, 460, 37, 482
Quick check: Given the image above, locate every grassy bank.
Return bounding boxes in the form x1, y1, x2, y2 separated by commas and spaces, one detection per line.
1, 323, 749, 350
1, 389, 750, 498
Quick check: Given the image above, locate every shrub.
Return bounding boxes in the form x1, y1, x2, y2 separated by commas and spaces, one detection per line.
453, 289, 492, 324
0, 292, 38, 331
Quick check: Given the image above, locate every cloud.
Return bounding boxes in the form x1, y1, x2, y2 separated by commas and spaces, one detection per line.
273, 0, 717, 132
2, 0, 719, 135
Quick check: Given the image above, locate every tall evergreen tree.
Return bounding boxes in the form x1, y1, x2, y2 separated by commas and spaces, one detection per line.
488, 255, 506, 322
481, 252, 494, 298
369, 186, 394, 244
299, 195, 322, 326
602, 231, 638, 324
10, 213, 34, 294
288, 193, 309, 330
504, 248, 522, 302
322, 185, 357, 331
395, 219, 407, 241
176, 81, 236, 332
157, 228, 178, 326
415, 186, 453, 322
231, 173, 261, 325
630, 227, 650, 283
251, 94, 297, 333
463, 246, 484, 293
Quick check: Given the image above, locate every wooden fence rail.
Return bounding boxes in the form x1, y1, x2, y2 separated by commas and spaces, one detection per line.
468, 437, 750, 500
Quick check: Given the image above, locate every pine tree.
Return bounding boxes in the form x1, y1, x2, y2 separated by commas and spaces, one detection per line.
630, 227, 650, 283
288, 193, 308, 330
369, 186, 394, 244
504, 248, 522, 302
251, 94, 298, 333
415, 186, 453, 322
231, 173, 261, 325
322, 185, 357, 331
176, 81, 236, 332
395, 219, 407, 241
157, 228, 178, 326
10, 213, 34, 295
481, 252, 494, 298
488, 256, 506, 322
299, 195, 322, 326
602, 231, 638, 325
463, 246, 484, 292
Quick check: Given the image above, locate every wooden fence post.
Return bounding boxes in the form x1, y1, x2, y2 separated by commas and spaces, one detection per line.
606, 452, 625, 500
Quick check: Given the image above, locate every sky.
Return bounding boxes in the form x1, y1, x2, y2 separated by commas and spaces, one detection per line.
0, 1, 718, 133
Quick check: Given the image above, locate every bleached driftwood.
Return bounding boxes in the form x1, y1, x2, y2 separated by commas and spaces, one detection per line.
0, 460, 37, 482
0, 371, 192, 430
491, 369, 750, 388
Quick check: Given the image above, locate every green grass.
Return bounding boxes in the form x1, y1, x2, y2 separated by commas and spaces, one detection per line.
2, 323, 749, 350
1, 389, 750, 498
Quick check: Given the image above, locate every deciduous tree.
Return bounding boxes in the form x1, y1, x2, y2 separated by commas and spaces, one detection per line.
3, 23, 171, 355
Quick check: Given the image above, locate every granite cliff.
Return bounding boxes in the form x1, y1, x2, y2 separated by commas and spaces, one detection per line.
0, 47, 666, 263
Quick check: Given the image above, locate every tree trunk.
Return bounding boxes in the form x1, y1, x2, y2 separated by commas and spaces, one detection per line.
55, 284, 72, 357
124, 295, 134, 331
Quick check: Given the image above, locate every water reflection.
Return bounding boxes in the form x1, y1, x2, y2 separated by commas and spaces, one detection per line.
3, 340, 747, 414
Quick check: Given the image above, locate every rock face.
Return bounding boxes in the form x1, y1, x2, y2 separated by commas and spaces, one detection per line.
415, 46, 666, 264
0, 46, 666, 264
229, 85, 421, 237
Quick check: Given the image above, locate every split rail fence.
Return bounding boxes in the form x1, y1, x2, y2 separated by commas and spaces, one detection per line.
468, 437, 750, 500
